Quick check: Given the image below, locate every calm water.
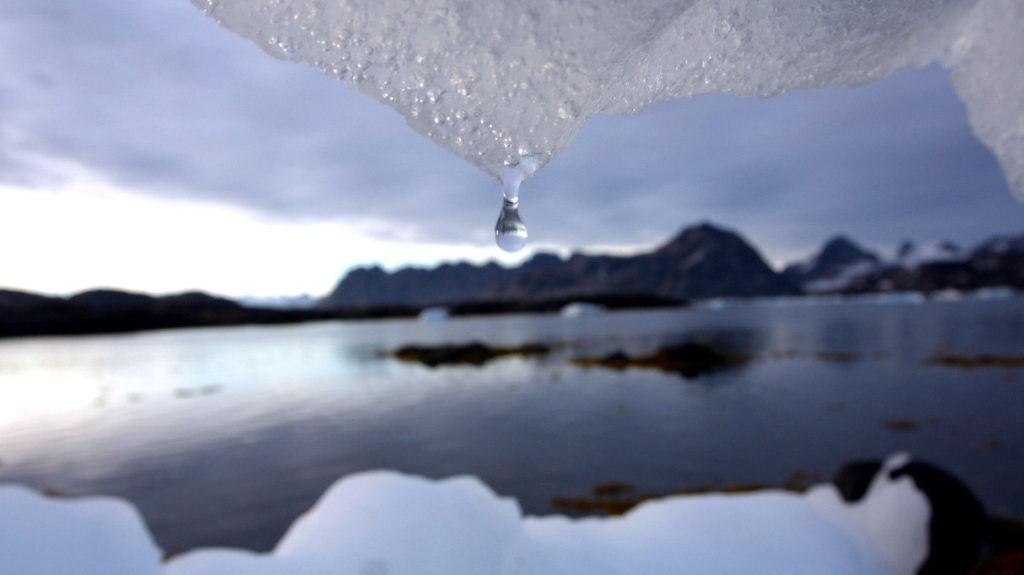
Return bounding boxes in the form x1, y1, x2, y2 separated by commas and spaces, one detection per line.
1, 298, 1023, 554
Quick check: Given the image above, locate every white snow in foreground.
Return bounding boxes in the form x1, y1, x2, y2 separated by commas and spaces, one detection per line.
0, 454, 930, 575
0, 485, 163, 575
191, 0, 1023, 197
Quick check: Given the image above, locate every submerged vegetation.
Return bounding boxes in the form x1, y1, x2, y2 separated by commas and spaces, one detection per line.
388, 342, 553, 367
385, 339, 1024, 380
551, 471, 822, 516
926, 354, 1024, 369
571, 343, 747, 378
884, 419, 920, 432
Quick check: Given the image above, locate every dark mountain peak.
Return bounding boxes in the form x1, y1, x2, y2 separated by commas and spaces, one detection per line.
69, 289, 154, 309
322, 220, 796, 309
66, 289, 240, 312
974, 232, 1024, 256
823, 234, 856, 247
938, 240, 962, 254
346, 265, 386, 278
894, 239, 965, 265
783, 235, 880, 288
0, 289, 61, 310
655, 221, 740, 254
897, 240, 916, 259
818, 236, 879, 265
158, 291, 241, 311
523, 252, 563, 268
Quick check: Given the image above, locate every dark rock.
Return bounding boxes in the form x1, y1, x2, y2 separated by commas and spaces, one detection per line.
835, 458, 987, 575
833, 460, 884, 503
890, 460, 987, 575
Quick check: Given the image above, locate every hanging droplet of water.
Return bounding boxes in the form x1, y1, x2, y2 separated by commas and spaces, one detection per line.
494, 155, 541, 253
495, 196, 527, 252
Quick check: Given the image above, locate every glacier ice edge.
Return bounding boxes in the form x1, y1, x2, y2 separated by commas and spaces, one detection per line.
191, 0, 1023, 199
1, 454, 931, 575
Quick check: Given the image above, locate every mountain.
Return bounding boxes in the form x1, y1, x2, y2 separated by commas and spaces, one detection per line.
5, 226, 1022, 340
840, 233, 1024, 294
779, 234, 1014, 294
325, 262, 520, 309
893, 240, 964, 267
782, 236, 881, 292
0, 289, 348, 339
322, 222, 799, 309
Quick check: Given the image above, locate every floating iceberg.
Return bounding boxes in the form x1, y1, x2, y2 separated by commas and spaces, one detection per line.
191, 0, 1023, 198
1, 454, 943, 575
417, 306, 450, 321
559, 302, 606, 318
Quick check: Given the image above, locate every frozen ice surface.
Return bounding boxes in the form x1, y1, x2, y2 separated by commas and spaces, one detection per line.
2, 454, 931, 575
0, 485, 162, 575
191, 0, 1023, 197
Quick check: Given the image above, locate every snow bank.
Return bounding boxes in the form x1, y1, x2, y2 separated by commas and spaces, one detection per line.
2, 454, 932, 575
0, 485, 162, 575
191, 0, 1024, 197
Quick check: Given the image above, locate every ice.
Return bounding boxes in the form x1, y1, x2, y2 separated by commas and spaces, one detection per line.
2, 455, 932, 575
190, 0, 1023, 198
0, 485, 162, 575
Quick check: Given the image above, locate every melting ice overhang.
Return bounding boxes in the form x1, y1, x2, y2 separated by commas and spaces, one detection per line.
193, 0, 1023, 198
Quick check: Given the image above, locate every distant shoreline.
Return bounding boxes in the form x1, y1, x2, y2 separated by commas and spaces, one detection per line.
2, 286, 1020, 341
0, 289, 683, 340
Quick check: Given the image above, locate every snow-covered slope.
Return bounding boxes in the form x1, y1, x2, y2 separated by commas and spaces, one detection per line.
1, 455, 935, 575
191, 0, 1024, 198
784, 236, 882, 293
893, 240, 965, 267
782, 236, 995, 293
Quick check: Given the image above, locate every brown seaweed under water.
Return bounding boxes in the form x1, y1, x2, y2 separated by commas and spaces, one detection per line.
551, 475, 1024, 575
926, 354, 1024, 369
387, 342, 553, 367
571, 342, 747, 378
550, 471, 824, 516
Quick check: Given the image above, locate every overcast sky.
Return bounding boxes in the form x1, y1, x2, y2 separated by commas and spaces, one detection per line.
1, 0, 1021, 297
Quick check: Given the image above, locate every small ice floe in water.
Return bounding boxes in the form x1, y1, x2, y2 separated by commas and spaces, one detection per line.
494, 155, 540, 252
417, 306, 450, 322
560, 302, 606, 318
0, 454, 990, 575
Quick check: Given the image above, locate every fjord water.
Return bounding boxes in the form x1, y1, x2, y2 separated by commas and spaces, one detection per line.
1, 299, 1022, 555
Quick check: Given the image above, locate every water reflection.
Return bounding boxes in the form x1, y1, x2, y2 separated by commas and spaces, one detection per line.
0, 300, 1022, 555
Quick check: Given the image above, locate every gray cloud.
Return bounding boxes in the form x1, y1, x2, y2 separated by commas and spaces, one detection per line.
1, 0, 1021, 264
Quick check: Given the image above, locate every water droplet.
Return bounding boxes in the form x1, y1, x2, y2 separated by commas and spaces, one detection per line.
493, 155, 540, 252
495, 198, 527, 252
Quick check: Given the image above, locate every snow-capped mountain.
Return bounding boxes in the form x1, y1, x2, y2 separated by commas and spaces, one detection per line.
784, 233, 1024, 294
782, 236, 881, 293
892, 240, 964, 267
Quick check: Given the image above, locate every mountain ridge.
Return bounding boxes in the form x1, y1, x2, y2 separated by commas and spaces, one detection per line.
322, 222, 799, 309
2, 223, 1023, 339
